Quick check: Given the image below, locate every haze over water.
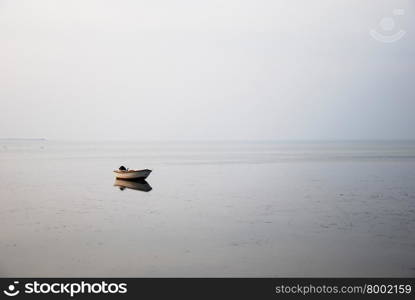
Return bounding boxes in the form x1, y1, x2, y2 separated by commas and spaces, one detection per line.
1, 140, 414, 277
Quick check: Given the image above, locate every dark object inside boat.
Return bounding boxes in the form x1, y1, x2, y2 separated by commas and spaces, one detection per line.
119, 166, 127, 171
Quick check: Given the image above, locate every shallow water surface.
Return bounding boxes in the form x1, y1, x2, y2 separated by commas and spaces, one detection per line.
1, 140, 415, 276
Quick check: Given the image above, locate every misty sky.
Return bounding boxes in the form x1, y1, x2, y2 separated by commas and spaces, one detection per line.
1, 0, 414, 141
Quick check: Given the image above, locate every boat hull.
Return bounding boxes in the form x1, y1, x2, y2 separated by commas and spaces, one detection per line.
113, 169, 152, 180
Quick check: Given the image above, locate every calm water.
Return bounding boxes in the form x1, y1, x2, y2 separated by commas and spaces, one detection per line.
1, 140, 415, 277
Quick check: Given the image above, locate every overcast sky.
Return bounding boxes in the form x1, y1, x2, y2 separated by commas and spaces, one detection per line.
1, 0, 414, 141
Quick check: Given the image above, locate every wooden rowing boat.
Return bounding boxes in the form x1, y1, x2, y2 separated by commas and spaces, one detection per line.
113, 169, 152, 180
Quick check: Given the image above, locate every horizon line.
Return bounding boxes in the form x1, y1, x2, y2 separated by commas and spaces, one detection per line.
2, 138, 415, 143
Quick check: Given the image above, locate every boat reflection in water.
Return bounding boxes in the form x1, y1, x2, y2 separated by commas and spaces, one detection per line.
114, 179, 152, 192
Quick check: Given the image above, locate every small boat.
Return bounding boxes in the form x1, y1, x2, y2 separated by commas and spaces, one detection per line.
114, 179, 152, 192
113, 169, 152, 180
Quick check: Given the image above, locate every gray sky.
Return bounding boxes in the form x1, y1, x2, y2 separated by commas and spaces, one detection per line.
1, 0, 414, 141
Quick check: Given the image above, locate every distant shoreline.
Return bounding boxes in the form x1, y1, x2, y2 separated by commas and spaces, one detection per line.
1, 138, 415, 144
0, 138, 46, 141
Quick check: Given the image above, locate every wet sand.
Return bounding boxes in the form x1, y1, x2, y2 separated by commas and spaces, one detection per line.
0, 140, 415, 276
